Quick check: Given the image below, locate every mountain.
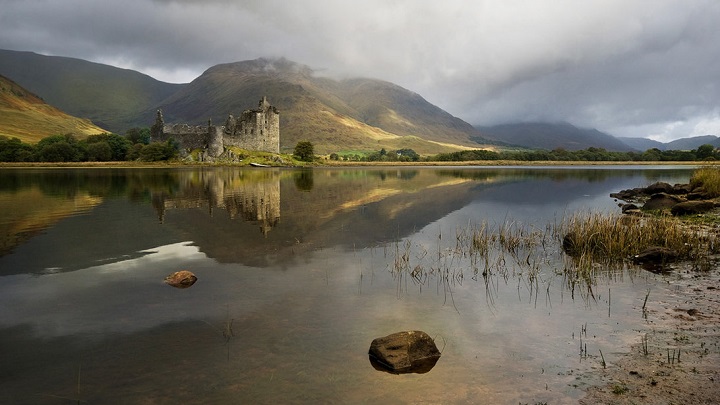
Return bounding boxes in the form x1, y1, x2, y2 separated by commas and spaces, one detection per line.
152, 58, 489, 154
618, 135, 720, 151
0, 51, 490, 154
616, 137, 664, 151
0, 74, 105, 142
477, 122, 632, 151
665, 135, 720, 151
0, 49, 183, 132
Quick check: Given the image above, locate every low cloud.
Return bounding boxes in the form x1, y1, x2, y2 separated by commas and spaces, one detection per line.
1, 0, 718, 139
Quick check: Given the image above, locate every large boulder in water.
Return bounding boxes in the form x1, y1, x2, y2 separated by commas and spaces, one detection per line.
164, 270, 197, 288
369, 331, 441, 374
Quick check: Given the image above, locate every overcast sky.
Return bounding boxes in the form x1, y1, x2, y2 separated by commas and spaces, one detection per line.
1, 0, 719, 141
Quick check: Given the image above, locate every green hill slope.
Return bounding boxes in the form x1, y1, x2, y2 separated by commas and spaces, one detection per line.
0, 49, 183, 132
0, 75, 105, 142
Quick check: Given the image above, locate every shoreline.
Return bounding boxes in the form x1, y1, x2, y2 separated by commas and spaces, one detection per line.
0, 160, 713, 169
580, 267, 720, 404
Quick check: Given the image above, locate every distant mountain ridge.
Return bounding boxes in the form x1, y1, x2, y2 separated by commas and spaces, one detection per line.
618, 135, 720, 151
477, 122, 631, 151
615, 137, 664, 151
477, 122, 720, 153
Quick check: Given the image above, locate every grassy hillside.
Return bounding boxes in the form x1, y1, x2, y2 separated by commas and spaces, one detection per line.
0, 49, 183, 133
332, 78, 483, 146
0, 75, 105, 142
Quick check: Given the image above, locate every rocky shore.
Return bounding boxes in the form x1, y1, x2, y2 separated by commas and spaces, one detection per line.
580, 181, 720, 404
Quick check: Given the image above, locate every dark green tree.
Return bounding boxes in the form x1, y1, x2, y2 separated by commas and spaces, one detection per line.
35, 134, 83, 162
696, 144, 716, 160
395, 148, 420, 162
0, 136, 34, 162
86, 141, 113, 161
126, 127, 151, 145
139, 141, 177, 161
293, 141, 315, 162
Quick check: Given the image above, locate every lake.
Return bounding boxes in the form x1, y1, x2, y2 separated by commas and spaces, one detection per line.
0, 165, 698, 404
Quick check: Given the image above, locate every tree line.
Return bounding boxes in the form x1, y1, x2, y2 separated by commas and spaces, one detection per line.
0, 129, 178, 162
431, 144, 719, 162
330, 144, 719, 163
2, 131, 719, 163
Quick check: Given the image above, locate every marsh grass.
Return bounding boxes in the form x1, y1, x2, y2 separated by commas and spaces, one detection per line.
690, 166, 720, 197
560, 212, 720, 272
385, 208, 719, 309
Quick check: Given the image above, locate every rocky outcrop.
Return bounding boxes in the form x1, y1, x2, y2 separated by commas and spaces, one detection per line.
368, 331, 441, 374
611, 181, 717, 217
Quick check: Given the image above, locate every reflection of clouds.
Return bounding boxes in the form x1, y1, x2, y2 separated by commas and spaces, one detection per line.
0, 242, 208, 337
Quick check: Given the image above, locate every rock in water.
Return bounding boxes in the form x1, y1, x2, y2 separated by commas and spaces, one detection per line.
164, 270, 197, 288
368, 330, 441, 374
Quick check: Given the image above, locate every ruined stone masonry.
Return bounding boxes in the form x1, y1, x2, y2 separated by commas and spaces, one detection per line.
151, 97, 279, 159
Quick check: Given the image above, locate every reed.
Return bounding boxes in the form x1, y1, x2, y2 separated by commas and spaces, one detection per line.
385, 205, 719, 309
558, 212, 718, 270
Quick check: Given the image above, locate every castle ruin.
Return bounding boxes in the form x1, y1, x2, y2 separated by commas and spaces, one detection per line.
151, 97, 279, 159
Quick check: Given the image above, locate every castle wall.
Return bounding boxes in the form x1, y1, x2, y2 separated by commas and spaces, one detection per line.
152, 97, 279, 158
160, 124, 210, 150
223, 108, 279, 154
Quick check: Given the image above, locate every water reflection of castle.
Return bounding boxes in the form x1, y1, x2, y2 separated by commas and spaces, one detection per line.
152, 171, 280, 236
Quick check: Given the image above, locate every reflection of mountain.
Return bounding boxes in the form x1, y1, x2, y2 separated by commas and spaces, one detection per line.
0, 186, 102, 257
172, 169, 480, 267
0, 167, 695, 275
151, 169, 281, 236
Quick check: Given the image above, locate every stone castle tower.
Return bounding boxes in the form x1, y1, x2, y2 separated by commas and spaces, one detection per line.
151, 97, 279, 158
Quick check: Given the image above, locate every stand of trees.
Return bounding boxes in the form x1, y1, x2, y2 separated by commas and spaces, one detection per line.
0, 128, 177, 162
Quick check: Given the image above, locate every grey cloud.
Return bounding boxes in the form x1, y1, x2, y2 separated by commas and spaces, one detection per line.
1, 0, 719, 139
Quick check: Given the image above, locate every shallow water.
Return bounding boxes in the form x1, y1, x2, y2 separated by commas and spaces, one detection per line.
0, 166, 698, 404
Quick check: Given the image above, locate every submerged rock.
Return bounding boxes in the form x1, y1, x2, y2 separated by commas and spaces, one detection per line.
368, 330, 441, 374
164, 270, 197, 288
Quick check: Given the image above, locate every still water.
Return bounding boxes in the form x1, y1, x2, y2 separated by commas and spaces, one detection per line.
0, 166, 697, 404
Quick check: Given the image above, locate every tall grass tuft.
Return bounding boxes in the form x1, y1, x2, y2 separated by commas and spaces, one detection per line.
690, 166, 720, 197
559, 212, 719, 271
